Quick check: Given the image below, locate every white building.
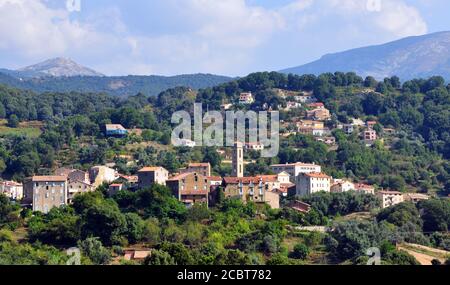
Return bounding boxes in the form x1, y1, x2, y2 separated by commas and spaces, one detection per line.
331, 180, 355, 193
178, 139, 196, 148
89, 166, 118, 188
282, 101, 302, 111
355, 183, 375, 195
296, 173, 332, 197
0, 181, 23, 200
312, 128, 332, 137
271, 162, 322, 183
245, 142, 265, 151
67, 180, 94, 203
208, 176, 223, 187
294, 95, 317, 104
376, 191, 404, 209
276, 172, 291, 184
239, 92, 254, 104
404, 193, 430, 204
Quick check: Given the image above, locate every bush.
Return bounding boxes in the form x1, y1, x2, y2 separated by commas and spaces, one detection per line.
0, 229, 14, 243
144, 249, 176, 265
7, 115, 19, 128
290, 243, 310, 260
78, 238, 112, 265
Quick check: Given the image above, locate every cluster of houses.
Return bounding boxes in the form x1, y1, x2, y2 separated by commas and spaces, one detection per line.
0, 90, 430, 214
1, 139, 431, 214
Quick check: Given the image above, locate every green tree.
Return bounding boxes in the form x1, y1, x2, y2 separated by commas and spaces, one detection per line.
7, 114, 19, 128
290, 243, 310, 260
144, 249, 176, 265
78, 237, 112, 265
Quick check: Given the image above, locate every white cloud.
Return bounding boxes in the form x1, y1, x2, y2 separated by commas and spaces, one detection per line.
0, 0, 430, 75
328, 0, 428, 37
374, 0, 428, 37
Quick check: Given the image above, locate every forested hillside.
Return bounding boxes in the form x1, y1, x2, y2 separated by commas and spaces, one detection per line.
0, 73, 233, 97
0, 71, 449, 265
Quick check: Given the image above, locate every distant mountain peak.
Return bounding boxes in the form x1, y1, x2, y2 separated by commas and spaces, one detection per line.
18, 57, 104, 78
281, 31, 450, 80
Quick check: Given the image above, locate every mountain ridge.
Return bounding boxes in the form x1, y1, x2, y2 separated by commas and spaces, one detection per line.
281, 31, 450, 80
17, 57, 104, 78
0, 71, 233, 97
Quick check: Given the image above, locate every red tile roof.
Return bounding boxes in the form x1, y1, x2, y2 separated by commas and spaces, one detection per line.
138, 167, 166, 172
378, 190, 403, 195
168, 172, 208, 181
224, 175, 277, 184
271, 162, 319, 167
303, 173, 331, 179
208, 176, 223, 181
31, 176, 67, 182
188, 163, 210, 167
289, 201, 312, 213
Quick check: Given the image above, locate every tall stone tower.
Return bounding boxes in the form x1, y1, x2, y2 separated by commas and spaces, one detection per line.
232, 142, 244, 178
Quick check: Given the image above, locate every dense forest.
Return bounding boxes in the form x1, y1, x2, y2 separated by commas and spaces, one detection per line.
0, 71, 449, 265
0, 72, 232, 97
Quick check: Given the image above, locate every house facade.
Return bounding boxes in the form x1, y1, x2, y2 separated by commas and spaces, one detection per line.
376, 191, 404, 209
108, 184, 124, 196
181, 163, 211, 177
105, 124, 128, 137
306, 108, 331, 121
364, 129, 377, 142
223, 176, 274, 205
245, 142, 265, 151
296, 173, 331, 197
166, 172, 210, 206
138, 167, 169, 188
23, 176, 68, 213
55, 168, 90, 184
239, 92, 254, 104
67, 180, 94, 203
271, 162, 322, 183
0, 181, 23, 200
355, 183, 375, 195
89, 166, 117, 188
331, 180, 355, 193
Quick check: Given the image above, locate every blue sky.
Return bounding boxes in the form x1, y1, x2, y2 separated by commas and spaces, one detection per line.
0, 0, 448, 76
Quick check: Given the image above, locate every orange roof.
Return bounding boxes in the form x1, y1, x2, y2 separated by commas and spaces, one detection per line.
119, 175, 138, 182
271, 162, 318, 167
289, 201, 312, 213
31, 176, 67, 182
138, 167, 165, 172
168, 172, 206, 181
188, 163, 211, 167
378, 190, 403, 195
110, 184, 123, 187
224, 175, 276, 184
0, 181, 22, 187
355, 183, 374, 190
308, 103, 324, 107
208, 176, 223, 181
304, 173, 331, 179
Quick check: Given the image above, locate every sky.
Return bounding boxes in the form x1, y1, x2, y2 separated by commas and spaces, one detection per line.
0, 0, 449, 76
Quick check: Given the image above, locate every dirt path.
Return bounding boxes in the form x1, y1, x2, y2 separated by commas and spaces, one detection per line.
397, 243, 450, 265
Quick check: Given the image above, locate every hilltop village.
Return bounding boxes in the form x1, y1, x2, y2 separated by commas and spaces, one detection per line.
0, 72, 449, 265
